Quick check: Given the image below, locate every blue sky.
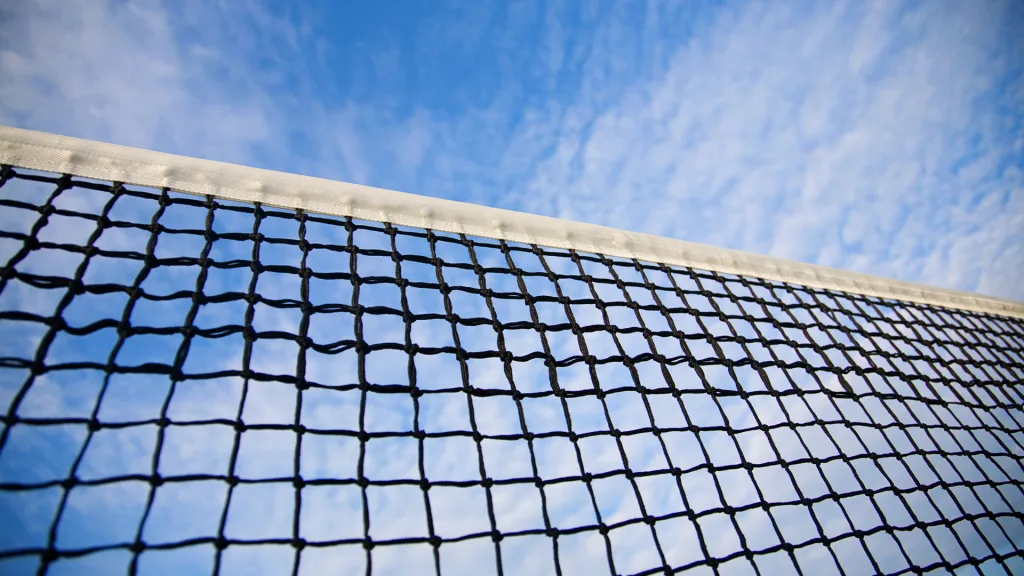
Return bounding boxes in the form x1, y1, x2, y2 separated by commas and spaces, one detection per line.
1, 0, 1022, 300
1, 0, 1024, 575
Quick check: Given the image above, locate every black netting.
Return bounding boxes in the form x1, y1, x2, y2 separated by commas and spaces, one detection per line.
0, 166, 1022, 576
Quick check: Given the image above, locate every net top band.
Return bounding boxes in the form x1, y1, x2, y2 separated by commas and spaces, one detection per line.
1, 125, 1021, 320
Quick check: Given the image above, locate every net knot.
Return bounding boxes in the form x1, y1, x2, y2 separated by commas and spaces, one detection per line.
292, 538, 306, 550
546, 527, 560, 538
42, 548, 59, 563
61, 476, 79, 490
358, 431, 370, 442
215, 537, 229, 550
428, 536, 442, 548
295, 424, 306, 435
490, 530, 503, 543
357, 477, 370, 488
125, 287, 147, 304
582, 473, 593, 483
481, 478, 493, 489
671, 467, 683, 477
87, 419, 101, 432
293, 477, 305, 489
227, 476, 240, 487
234, 422, 247, 433
130, 541, 146, 554
64, 281, 85, 297
150, 474, 164, 487
361, 539, 375, 551
567, 432, 578, 442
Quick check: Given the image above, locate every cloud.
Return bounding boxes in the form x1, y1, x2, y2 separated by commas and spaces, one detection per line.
4, 0, 1021, 299
497, 0, 1024, 300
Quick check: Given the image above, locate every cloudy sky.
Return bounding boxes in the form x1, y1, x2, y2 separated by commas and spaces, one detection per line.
1, 0, 1023, 575
2, 0, 1023, 300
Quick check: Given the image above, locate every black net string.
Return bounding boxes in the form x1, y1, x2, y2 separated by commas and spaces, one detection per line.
0, 166, 1022, 576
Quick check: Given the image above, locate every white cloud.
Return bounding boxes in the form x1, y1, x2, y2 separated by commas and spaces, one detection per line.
496, 0, 1024, 300
5, 0, 1020, 299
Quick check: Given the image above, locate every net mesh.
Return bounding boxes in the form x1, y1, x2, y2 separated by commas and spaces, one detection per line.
0, 166, 1022, 576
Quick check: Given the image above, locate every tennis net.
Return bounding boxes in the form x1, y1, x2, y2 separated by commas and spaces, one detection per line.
0, 128, 1022, 576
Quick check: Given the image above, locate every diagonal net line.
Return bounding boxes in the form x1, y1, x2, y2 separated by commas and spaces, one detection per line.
0, 167, 1021, 576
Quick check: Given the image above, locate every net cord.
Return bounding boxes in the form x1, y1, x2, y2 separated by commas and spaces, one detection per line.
1, 125, 1021, 320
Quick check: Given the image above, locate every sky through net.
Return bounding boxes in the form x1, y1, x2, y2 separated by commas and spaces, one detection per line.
0, 163, 1022, 576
